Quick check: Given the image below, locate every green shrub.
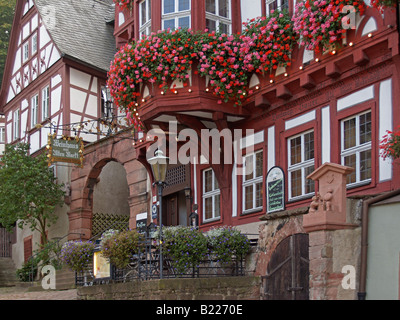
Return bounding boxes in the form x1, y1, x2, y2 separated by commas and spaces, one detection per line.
162, 226, 208, 275
100, 229, 143, 269
206, 226, 251, 264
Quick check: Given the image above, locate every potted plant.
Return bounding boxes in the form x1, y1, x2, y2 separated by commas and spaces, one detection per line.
160, 226, 208, 275
206, 226, 251, 264
100, 229, 143, 270
292, 0, 366, 52
60, 240, 95, 273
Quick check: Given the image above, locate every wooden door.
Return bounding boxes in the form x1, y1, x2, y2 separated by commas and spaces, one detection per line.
262, 233, 309, 300
164, 194, 178, 226
0, 227, 12, 258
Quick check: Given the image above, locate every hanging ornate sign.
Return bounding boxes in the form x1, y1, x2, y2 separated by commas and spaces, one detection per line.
266, 166, 285, 213
47, 134, 84, 167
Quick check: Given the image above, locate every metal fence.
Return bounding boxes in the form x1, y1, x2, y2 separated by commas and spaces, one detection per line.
75, 235, 247, 287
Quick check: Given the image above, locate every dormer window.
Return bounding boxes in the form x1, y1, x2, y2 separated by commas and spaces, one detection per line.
139, 0, 151, 37
162, 0, 191, 30
206, 0, 231, 34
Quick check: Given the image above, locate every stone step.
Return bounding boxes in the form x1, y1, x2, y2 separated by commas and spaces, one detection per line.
0, 258, 17, 287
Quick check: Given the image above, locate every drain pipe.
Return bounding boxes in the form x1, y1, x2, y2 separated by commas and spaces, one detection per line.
358, 188, 400, 300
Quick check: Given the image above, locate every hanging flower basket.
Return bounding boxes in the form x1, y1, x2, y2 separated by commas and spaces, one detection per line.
240, 9, 298, 75
380, 126, 400, 160
370, 0, 397, 12
292, 0, 366, 52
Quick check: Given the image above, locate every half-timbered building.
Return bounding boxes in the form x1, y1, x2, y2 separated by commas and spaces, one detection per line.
1, 0, 400, 299
0, 0, 120, 267
107, 0, 400, 299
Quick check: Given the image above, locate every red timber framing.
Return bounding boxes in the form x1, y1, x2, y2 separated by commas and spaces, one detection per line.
128, 4, 400, 233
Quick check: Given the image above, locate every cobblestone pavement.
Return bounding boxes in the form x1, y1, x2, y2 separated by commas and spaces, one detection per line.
0, 286, 78, 300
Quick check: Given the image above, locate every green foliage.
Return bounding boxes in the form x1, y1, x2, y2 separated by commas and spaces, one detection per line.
100, 229, 143, 269
162, 226, 209, 275
15, 239, 63, 282
206, 226, 251, 264
0, 143, 65, 244
16, 257, 39, 282
60, 240, 95, 273
0, 0, 16, 88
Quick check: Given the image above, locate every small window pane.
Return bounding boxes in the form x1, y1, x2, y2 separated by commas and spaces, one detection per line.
344, 154, 357, 184
245, 185, 253, 210
304, 165, 315, 194
179, 0, 190, 11
245, 154, 253, 181
218, 0, 229, 17
360, 112, 372, 145
255, 182, 263, 208
206, 18, 216, 32
141, 2, 147, 25
290, 169, 302, 198
206, 0, 216, 14
214, 175, 219, 190
163, 19, 175, 30
219, 23, 229, 34
290, 136, 302, 165
304, 132, 314, 161
214, 194, 220, 218
205, 197, 213, 220
164, 0, 175, 14
178, 16, 190, 29
360, 150, 372, 181
205, 170, 213, 193
344, 118, 356, 150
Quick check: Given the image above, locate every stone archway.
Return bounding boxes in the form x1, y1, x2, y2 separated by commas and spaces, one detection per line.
68, 132, 149, 241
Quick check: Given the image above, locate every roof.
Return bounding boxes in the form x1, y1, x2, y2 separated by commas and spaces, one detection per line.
34, 0, 116, 72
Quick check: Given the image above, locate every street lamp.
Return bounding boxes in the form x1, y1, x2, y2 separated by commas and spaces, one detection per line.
148, 149, 169, 279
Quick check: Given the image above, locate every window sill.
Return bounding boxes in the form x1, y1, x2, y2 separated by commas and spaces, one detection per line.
346, 179, 371, 190
201, 217, 221, 225
241, 208, 263, 216
287, 194, 313, 204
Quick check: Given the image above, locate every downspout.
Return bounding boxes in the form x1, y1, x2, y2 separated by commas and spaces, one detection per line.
358, 188, 400, 300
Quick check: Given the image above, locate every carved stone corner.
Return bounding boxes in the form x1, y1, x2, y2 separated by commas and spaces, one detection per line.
303, 163, 357, 232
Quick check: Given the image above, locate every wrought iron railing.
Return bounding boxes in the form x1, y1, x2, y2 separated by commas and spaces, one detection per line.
75, 235, 247, 287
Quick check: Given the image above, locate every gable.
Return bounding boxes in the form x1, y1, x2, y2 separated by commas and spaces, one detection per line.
0, 1, 61, 107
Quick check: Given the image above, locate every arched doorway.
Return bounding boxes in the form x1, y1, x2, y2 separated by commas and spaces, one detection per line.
91, 161, 130, 238
262, 233, 309, 300
68, 132, 150, 241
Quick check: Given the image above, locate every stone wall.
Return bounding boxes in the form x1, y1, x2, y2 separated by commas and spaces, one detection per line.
77, 276, 261, 300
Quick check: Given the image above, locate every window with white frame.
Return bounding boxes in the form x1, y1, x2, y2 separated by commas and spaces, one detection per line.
32, 33, 38, 55
243, 150, 263, 212
13, 109, 20, 140
265, 0, 289, 16
341, 111, 372, 186
31, 94, 39, 128
162, 0, 191, 30
202, 168, 221, 222
41, 86, 50, 121
205, 0, 231, 34
23, 42, 29, 63
288, 130, 315, 199
139, 0, 151, 37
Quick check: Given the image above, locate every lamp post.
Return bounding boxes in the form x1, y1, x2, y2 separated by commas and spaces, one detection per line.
148, 149, 169, 279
